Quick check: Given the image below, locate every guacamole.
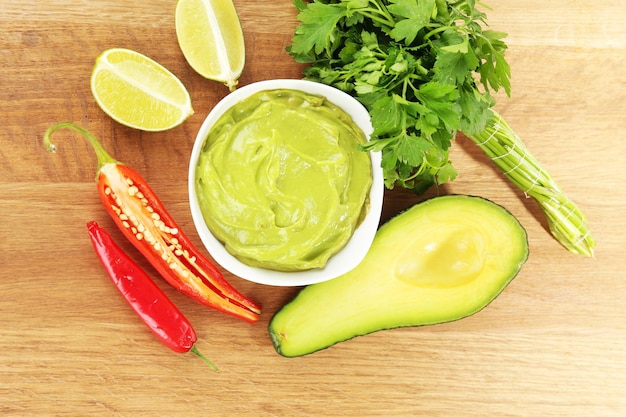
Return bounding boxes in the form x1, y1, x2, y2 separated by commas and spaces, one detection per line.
195, 89, 372, 271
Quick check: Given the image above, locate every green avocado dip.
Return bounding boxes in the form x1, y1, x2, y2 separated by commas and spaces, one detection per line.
194, 89, 373, 271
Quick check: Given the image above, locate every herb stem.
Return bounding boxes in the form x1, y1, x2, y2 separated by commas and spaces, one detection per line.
368, 0, 396, 25
423, 25, 456, 41
357, 0, 395, 29
466, 110, 595, 257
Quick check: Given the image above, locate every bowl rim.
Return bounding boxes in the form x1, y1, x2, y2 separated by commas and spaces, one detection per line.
188, 79, 384, 286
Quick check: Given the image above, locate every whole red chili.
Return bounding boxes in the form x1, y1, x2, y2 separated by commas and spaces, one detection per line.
87, 221, 217, 370
44, 122, 261, 323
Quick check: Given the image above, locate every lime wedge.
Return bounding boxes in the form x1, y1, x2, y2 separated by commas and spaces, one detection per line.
90, 48, 193, 131
175, 0, 245, 91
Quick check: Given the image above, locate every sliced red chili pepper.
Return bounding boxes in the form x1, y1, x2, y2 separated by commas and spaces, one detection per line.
45, 122, 261, 323
87, 221, 217, 370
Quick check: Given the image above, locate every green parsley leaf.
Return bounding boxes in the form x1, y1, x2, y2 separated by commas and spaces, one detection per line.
290, 2, 347, 58
414, 81, 461, 130
396, 132, 433, 166
435, 161, 458, 184
370, 95, 404, 137
388, 0, 436, 44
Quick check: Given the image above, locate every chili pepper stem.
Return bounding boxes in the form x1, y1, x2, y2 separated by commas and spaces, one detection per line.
190, 345, 218, 371
43, 122, 121, 177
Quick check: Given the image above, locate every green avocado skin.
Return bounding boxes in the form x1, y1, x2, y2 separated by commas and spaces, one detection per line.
268, 195, 529, 357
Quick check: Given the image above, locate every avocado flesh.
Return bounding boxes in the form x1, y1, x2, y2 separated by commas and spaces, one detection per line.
268, 195, 529, 357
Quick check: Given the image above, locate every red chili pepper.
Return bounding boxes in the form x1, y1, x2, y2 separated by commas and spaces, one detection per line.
87, 221, 217, 370
44, 122, 261, 323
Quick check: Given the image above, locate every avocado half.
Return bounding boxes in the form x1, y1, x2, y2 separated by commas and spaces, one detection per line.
268, 195, 529, 357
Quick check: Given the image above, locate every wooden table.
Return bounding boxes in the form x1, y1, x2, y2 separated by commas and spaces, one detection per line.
2, 1, 625, 415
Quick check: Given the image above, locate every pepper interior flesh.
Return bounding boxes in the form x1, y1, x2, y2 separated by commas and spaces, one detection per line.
44, 122, 261, 323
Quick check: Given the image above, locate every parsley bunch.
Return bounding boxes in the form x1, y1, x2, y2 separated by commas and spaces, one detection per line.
290, 0, 510, 193
289, 0, 595, 256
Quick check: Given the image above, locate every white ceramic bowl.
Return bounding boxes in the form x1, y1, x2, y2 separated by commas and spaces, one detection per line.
188, 79, 384, 286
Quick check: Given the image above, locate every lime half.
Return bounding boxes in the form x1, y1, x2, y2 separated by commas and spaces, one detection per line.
90, 48, 193, 131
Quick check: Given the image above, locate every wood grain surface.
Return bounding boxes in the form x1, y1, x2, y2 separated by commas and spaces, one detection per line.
1, 1, 625, 416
